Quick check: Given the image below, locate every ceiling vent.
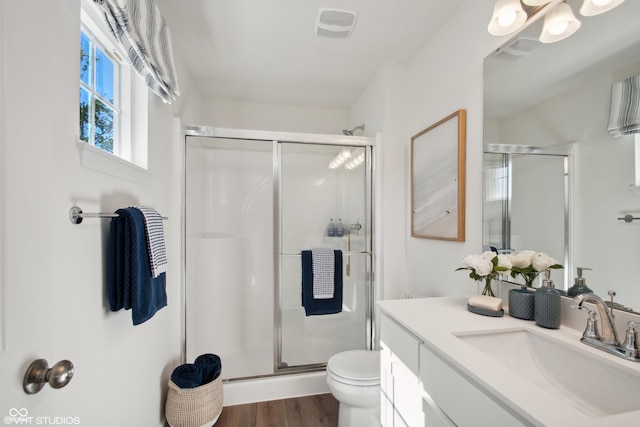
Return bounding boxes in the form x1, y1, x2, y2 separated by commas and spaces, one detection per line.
493, 37, 541, 60
314, 9, 358, 38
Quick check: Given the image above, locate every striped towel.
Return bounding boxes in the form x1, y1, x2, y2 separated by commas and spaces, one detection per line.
136, 207, 167, 278
311, 248, 335, 299
608, 74, 640, 137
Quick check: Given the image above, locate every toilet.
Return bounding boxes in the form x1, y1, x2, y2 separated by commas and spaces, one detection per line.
326, 350, 381, 427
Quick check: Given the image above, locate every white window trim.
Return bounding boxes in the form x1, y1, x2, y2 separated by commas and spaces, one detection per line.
76, 140, 151, 183
79, 0, 149, 177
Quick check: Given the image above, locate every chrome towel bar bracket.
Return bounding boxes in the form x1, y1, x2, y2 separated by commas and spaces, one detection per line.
69, 206, 168, 224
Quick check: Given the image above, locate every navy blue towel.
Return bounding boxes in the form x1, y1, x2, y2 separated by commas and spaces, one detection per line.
107, 207, 167, 325
170, 364, 204, 389
195, 353, 222, 383
301, 250, 343, 316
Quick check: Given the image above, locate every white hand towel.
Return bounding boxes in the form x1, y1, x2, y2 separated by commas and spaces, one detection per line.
136, 206, 167, 278
311, 248, 335, 299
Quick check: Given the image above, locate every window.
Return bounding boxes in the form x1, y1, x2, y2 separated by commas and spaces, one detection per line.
78, 0, 148, 174
80, 28, 119, 154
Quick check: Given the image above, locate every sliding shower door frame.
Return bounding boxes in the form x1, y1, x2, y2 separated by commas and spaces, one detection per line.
182, 125, 376, 380
274, 141, 374, 375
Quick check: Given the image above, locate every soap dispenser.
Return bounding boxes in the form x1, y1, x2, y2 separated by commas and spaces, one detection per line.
327, 219, 336, 237
567, 267, 593, 297
336, 219, 345, 237
534, 269, 561, 329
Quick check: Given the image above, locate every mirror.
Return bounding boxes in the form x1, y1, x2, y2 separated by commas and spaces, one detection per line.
483, 0, 640, 311
483, 144, 570, 287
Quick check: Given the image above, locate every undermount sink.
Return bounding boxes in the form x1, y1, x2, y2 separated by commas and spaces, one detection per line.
455, 329, 640, 417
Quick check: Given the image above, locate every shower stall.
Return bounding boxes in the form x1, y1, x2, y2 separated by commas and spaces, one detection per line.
182, 126, 375, 381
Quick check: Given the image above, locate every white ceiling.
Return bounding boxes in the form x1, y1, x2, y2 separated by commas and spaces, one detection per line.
155, 0, 467, 109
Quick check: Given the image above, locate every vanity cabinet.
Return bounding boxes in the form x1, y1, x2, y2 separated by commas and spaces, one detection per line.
381, 312, 526, 427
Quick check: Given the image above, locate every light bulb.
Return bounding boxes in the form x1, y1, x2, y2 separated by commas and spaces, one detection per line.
548, 20, 569, 35
580, 0, 624, 16
488, 0, 527, 36
540, 2, 581, 43
498, 10, 517, 27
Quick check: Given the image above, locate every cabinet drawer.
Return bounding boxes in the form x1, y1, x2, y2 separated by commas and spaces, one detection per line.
419, 344, 526, 427
380, 314, 420, 375
422, 395, 456, 427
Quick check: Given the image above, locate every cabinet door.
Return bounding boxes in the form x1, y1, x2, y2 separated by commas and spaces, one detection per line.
420, 344, 527, 427
380, 314, 419, 374
380, 314, 423, 427
422, 395, 456, 427
380, 344, 394, 427
391, 359, 423, 426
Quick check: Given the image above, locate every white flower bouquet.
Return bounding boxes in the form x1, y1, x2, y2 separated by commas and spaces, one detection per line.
509, 250, 563, 287
456, 251, 512, 297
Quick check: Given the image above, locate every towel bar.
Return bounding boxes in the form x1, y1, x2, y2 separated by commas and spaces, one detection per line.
69, 206, 168, 224
617, 215, 640, 223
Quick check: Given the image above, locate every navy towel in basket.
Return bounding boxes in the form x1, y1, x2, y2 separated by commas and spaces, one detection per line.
171, 354, 222, 389
194, 353, 222, 384
170, 364, 204, 389
107, 207, 167, 325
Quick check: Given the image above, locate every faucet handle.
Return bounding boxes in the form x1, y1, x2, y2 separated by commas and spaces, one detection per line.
622, 321, 640, 359
581, 307, 599, 340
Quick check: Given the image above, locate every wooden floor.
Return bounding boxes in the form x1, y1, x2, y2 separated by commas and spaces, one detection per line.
214, 393, 339, 427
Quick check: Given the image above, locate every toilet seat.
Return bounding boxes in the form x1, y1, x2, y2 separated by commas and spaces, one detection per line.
327, 350, 380, 386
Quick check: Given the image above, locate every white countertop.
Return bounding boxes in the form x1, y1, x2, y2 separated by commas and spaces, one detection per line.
377, 297, 640, 427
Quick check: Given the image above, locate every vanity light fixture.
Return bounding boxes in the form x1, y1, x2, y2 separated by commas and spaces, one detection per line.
539, 1, 581, 43
579, 0, 625, 16
487, 0, 528, 36
489, 0, 624, 43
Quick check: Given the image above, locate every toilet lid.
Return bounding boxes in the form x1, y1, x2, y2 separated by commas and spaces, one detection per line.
327, 350, 380, 382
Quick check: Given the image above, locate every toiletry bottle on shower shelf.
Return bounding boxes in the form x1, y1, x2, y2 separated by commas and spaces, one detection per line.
336, 219, 345, 237
535, 269, 561, 329
327, 219, 336, 237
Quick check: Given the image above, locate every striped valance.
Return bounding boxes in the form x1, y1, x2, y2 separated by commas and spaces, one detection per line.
94, 0, 180, 103
608, 74, 640, 137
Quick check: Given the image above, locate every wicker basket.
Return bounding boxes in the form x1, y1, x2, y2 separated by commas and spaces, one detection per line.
165, 376, 223, 427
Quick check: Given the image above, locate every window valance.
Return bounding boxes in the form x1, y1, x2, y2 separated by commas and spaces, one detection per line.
94, 0, 180, 103
608, 74, 640, 137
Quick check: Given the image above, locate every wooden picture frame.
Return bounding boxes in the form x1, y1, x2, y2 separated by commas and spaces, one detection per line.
411, 109, 466, 241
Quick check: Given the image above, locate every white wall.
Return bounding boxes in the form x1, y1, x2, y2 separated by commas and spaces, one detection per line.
200, 98, 350, 134
0, 1, 202, 425
404, 0, 511, 297
350, 63, 409, 300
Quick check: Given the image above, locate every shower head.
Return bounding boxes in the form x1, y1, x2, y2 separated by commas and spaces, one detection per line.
342, 124, 365, 135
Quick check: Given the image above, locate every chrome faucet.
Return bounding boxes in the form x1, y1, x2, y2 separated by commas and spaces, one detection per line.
570, 293, 640, 362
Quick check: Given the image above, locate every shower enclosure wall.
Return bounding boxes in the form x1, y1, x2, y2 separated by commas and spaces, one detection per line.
183, 127, 374, 381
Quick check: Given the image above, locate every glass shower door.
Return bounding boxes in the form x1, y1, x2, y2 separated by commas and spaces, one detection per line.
185, 136, 275, 380
277, 142, 372, 370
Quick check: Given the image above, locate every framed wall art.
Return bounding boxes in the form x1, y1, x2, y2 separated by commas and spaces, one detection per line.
411, 109, 466, 241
